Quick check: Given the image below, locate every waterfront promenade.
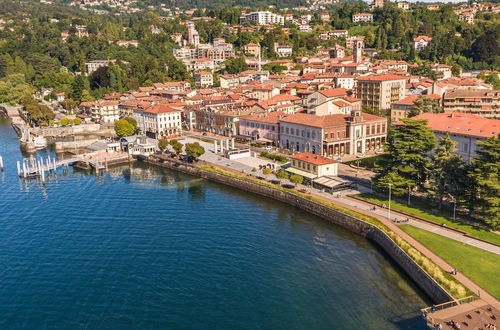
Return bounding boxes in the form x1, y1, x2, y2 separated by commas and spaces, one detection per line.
148, 149, 500, 323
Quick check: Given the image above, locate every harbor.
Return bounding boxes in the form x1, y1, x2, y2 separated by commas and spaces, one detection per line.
0, 118, 431, 329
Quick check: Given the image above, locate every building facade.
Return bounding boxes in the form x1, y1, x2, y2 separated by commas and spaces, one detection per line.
355, 75, 406, 110
443, 89, 499, 118
134, 104, 182, 139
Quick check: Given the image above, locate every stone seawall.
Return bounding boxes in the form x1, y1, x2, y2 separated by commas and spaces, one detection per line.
30, 124, 115, 137
146, 157, 455, 304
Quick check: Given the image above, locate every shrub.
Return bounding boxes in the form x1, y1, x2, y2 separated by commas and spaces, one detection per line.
260, 151, 287, 163
114, 119, 135, 137
262, 168, 272, 175
275, 169, 289, 179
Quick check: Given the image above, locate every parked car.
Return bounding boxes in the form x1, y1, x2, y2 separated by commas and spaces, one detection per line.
265, 146, 273, 150
356, 154, 365, 158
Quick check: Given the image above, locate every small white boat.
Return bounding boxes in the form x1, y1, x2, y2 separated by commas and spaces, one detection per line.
33, 136, 47, 149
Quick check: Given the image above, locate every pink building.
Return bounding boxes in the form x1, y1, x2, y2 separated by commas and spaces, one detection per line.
238, 111, 288, 144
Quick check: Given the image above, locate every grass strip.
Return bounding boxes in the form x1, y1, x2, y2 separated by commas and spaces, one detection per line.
357, 193, 500, 246
400, 225, 500, 300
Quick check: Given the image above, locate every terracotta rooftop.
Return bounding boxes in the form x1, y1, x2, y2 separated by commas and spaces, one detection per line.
409, 112, 499, 138
318, 88, 348, 98
281, 112, 385, 128
357, 75, 407, 82
143, 104, 181, 114
291, 152, 337, 165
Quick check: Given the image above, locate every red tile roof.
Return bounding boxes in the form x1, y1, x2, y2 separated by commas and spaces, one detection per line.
356, 75, 406, 82
408, 112, 499, 138
143, 104, 181, 114
318, 88, 348, 98
281, 112, 385, 128
291, 152, 337, 165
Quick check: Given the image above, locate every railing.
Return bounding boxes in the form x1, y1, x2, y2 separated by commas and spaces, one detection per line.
421, 295, 476, 316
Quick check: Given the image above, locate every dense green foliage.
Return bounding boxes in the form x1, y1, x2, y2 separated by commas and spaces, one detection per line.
158, 139, 169, 151
169, 139, 183, 154
25, 103, 55, 125
185, 142, 205, 159
374, 119, 437, 195
260, 151, 287, 163
114, 119, 135, 137
290, 174, 304, 185
375, 121, 500, 229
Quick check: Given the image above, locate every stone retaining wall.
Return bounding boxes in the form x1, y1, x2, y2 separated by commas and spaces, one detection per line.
30, 124, 115, 137
146, 156, 455, 304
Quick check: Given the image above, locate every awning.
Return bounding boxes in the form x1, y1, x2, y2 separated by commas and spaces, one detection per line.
256, 137, 273, 143
286, 167, 317, 179
313, 176, 349, 189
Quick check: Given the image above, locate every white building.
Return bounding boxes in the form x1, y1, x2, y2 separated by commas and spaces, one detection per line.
86, 60, 115, 75
414, 36, 432, 50
134, 104, 183, 139
352, 13, 373, 23
274, 44, 293, 58
240, 11, 284, 25
409, 112, 499, 161
288, 152, 338, 179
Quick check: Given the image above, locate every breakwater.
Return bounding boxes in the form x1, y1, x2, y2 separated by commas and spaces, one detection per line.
146, 155, 455, 304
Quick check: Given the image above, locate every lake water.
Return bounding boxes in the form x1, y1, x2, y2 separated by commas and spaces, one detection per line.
0, 116, 429, 329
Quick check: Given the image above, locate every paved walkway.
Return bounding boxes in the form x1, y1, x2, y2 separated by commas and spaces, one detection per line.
340, 195, 500, 255
314, 193, 500, 310
185, 137, 500, 255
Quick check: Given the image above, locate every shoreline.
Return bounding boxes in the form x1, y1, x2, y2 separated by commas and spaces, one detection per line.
144, 155, 459, 306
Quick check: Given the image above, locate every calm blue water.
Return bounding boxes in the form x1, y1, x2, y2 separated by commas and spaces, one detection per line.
0, 116, 429, 329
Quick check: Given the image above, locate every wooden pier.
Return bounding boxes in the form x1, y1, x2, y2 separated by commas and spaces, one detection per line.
15, 152, 133, 183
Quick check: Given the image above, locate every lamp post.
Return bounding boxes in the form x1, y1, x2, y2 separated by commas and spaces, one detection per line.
408, 185, 411, 206
388, 183, 392, 222
453, 200, 457, 221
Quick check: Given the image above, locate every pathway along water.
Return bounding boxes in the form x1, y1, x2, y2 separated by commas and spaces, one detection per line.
0, 117, 429, 329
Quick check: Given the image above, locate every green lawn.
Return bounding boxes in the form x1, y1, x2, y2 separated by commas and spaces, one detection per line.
357, 193, 500, 245
400, 225, 500, 300
345, 154, 388, 169
348, 25, 378, 35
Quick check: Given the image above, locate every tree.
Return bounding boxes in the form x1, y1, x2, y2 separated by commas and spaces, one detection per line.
158, 139, 170, 152
275, 169, 289, 180
114, 119, 135, 137
124, 117, 137, 130
224, 57, 248, 74
70, 75, 88, 101
469, 137, 500, 229
25, 103, 55, 126
185, 142, 205, 160
408, 97, 442, 117
59, 117, 70, 126
470, 34, 499, 63
80, 89, 94, 102
0, 55, 7, 78
60, 99, 78, 113
290, 174, 304, 185
374, 119, 437, 194
169, 139, 183, 154
410, 65, 437, 81
429, 133, 464, 208
262, 63, 287, 74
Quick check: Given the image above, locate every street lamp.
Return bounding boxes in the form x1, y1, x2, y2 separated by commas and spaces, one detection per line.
388, 183, 392, 222
453, 200, 457, 221
408, 185, 411, 206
